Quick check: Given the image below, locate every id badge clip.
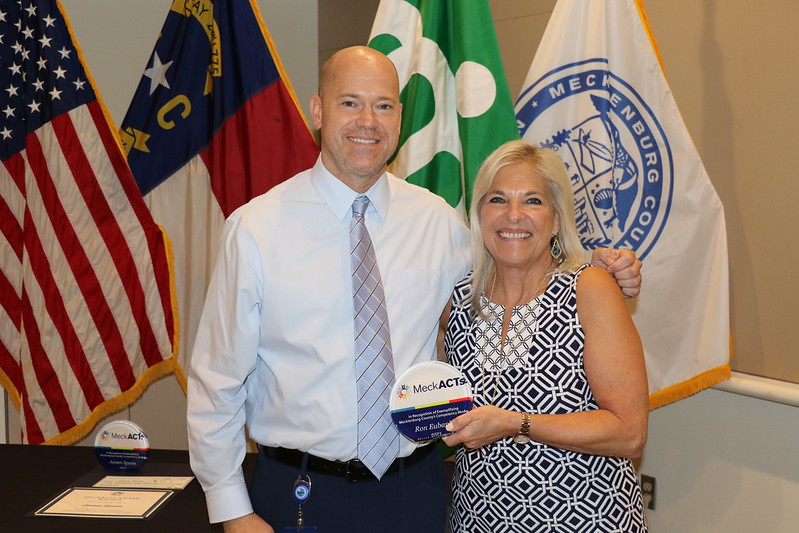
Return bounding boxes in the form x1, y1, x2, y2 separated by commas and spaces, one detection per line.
281, 474, 318, 533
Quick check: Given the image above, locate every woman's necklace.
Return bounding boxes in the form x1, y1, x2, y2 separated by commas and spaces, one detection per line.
480, 269, 550, 406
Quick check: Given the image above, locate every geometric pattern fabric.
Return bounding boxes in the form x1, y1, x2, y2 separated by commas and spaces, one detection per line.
350, 195, 399, 479
445, 266, 647, 532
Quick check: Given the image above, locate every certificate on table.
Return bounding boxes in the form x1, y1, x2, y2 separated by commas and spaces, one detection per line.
34, 487, 175, 519
94, 475, 194, 490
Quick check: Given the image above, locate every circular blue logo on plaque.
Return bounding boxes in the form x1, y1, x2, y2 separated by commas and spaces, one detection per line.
515, 59, 673, 259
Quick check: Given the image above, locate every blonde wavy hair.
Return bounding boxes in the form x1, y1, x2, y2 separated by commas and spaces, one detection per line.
467, 140, 586, 317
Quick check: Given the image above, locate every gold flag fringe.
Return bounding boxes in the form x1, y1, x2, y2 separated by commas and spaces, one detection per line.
649, 364, 731, 410
43, 357, 180, 446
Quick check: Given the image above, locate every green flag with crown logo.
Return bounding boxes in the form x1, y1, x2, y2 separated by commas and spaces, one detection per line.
368, 0, 519, 215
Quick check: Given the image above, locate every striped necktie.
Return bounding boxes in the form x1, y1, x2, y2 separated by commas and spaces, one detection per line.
349, 195, 399, 478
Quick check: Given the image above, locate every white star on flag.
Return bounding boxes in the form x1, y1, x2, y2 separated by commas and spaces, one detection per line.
143, 52, 173, 95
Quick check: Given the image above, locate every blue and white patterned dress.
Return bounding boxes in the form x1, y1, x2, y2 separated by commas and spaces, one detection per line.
446, 266, 647, 533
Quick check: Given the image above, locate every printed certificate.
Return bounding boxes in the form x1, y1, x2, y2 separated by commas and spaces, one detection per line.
35, 487, 174, 519
94, 475, 193, 490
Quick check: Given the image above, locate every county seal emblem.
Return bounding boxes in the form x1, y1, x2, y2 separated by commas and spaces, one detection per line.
516, 59, 673, 259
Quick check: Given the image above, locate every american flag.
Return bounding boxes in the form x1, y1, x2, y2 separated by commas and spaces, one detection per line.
0, 0, 178, 444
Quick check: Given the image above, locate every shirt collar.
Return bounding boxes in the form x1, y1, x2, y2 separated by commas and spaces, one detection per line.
310, 156, 391, 222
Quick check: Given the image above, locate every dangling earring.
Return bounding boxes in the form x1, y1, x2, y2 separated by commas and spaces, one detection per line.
550, 234, 562, 260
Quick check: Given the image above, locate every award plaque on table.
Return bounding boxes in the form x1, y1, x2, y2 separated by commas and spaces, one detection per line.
390, 361, 473, 442
94, 420, 150, 472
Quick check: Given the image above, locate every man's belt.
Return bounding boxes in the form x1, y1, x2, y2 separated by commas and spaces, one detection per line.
258, 443, 435, 483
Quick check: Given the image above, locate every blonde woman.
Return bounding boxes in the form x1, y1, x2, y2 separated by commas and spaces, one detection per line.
443, 140, 649, 532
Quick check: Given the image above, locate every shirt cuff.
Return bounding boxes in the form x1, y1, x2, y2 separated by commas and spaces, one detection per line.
204, 481, 254, 524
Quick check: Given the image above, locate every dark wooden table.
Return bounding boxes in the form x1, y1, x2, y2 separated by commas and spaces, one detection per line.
0, 443, 255, 532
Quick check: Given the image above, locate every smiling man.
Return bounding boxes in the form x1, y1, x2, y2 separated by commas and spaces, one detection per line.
312, 48, 401, 192
187, 46, 642, 533
187, 47, 472, 533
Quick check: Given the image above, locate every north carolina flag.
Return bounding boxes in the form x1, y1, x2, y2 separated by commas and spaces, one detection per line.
368, 0, 519, 214
515, 0, 730, 407
0, 0, 178, 443
120, 0, 319, 382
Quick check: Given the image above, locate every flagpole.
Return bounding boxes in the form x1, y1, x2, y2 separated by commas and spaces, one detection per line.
1, 390, 7, 444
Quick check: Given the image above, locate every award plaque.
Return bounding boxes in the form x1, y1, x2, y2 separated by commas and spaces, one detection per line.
390, 361, 473, 442
94, 420, 150, 472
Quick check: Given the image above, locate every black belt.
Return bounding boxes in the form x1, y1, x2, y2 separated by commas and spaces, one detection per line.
258, 443, 434, 482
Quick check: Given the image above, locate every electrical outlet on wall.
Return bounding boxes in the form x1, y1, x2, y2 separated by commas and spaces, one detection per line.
640, 474, 656, 510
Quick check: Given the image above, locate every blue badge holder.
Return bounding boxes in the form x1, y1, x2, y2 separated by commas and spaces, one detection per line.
282, 470, 317, 532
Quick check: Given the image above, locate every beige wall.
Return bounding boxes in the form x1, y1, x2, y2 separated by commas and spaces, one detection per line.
642, 386, 799, 532
645, 0, 799, 382
319, 0, 379, 65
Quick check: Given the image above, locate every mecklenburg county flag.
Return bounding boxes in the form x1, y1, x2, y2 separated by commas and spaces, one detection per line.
515, 0, 730, 408
119, 0, 319, 384
368, 0, 519, 215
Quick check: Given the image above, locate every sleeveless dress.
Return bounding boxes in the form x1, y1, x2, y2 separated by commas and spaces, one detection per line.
445, 266, 647, 533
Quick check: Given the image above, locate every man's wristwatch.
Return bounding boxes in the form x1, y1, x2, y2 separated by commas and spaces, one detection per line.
513, 412, 531, 444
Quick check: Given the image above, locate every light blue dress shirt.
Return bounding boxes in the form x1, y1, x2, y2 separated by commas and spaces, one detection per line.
187, 157, 472, 523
